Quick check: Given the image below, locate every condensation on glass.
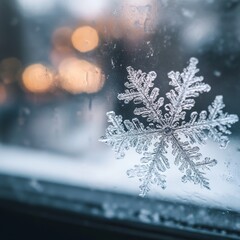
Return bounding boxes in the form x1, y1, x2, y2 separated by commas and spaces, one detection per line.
0, 0, 240, 236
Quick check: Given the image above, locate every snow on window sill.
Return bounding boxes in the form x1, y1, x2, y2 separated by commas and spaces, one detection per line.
0, 144, 240, 239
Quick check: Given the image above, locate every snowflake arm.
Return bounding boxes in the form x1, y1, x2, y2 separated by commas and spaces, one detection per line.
127, 137, 168, 197
100, 57, 239, 197
170, 134, 215, 188
175, 96, 239, 148
195, 158, 217, 171
100, 111, 163, 158
165, 58, 211, 126
118, 66, 165, 126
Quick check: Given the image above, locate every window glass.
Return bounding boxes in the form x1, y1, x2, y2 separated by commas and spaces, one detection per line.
0, 0, 240, 235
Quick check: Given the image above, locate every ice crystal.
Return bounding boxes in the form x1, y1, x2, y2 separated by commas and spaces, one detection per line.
100, 58, 239, 197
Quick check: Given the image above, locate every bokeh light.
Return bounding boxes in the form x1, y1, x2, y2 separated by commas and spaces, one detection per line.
50, 49, 76, 68
0, 84, 7, 104
50, 27, 75, 67
52, 27, 73, 53
22, 64, 54, 93
0, 57, 22, 84
71, 26, 99, 53
58, 58, 105, 94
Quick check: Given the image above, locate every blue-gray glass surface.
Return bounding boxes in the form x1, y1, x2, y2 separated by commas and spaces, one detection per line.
0, 0, 240, 228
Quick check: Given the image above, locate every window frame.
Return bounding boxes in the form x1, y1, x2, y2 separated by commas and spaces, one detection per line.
0, 173, 239, 240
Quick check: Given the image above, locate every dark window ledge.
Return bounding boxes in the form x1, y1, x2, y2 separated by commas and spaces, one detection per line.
0, 173, 239, 240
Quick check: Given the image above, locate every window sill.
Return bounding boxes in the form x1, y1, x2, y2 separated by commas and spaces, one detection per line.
0, 173, 239, 240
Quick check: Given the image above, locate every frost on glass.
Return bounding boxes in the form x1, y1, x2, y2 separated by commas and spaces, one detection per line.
100, 58, 239, 197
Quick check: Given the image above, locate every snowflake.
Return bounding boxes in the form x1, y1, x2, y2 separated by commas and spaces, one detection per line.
100, 58, 239, 197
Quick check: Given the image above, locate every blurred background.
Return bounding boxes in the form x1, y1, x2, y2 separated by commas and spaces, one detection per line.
0, 0, 240, 154
0, 0, 240, 210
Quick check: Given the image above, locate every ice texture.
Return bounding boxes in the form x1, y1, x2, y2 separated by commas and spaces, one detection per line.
100, 58, 239, 197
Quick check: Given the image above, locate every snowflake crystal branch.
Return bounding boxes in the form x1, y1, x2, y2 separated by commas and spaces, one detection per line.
100, 58, 239, 197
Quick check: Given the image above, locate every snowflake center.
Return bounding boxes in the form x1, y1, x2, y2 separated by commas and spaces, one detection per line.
101, 59, 239, 197
163, 126, 173, 136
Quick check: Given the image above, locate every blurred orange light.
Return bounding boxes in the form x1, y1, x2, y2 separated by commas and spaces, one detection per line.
50, 48, 76, 67
22, 64, 54, 93
58, 58, 105, 94
71, 26, 99, 53
0, 57, 22, 84
0, 84, 7, 104
52, 27, 73, 53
